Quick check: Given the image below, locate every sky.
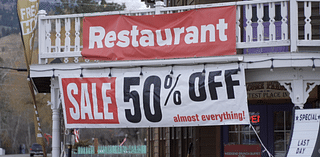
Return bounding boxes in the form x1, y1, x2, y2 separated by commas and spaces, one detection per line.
105, 0, 148, 10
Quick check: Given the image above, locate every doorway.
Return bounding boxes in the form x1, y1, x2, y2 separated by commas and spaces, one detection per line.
222, 104, 294, 157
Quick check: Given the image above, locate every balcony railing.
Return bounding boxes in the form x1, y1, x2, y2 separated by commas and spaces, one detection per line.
37, 0, 320, 64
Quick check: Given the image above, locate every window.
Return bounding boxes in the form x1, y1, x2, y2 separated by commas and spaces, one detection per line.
273, 111, 292, 157
228, 112, 260, 145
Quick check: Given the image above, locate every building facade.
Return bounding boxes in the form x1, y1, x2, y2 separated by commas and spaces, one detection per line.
30, 0, 320, 157
139, 1, 320, 157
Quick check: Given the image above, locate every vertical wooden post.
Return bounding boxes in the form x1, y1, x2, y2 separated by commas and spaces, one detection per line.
94, 138, 99, 154
281, 1, 288, 40
245, 4, 253, 43
290, 0, 298, 52
38, 10, 46, 64
155, 1, 165, 15
269, 2, 276, 41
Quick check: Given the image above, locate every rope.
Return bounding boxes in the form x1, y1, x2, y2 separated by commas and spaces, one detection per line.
250, 123, 274, 157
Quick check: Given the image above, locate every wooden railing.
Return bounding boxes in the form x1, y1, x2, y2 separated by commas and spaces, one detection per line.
37, 0, 320, 64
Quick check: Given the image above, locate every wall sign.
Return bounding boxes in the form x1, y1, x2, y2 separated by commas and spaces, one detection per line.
59, 63, 249, 128
224, 144, 261, 157
287, 109, 320, 157
82, 6, 236, 61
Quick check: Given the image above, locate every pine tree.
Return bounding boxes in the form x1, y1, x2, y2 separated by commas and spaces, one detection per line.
98, 2, 126, 12
101, 0, 107, 5
74, 0, 97, 13
55, 0, 126, 14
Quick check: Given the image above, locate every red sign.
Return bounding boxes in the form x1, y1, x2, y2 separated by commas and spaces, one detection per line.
82, 6, 236, 61
61, 77, 119, 125
224, 144, 261, 157
250, 114, 260, 124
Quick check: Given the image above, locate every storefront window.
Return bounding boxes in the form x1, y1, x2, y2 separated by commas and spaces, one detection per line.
273, 111, 292, 157
228, 112, 260, 145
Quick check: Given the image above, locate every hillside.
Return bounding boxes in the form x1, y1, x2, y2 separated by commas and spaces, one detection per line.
0, 33, 52, 154
0, 0, 57, 37
0, 34, 23, 63
0, 0, 20, 37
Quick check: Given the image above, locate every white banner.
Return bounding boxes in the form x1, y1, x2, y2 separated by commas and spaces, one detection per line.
287, 109, 320, 157
59, 63, 249, 128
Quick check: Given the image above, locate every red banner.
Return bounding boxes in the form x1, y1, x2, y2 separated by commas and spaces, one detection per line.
82, 6, 236, 61
61, 77, 119, 125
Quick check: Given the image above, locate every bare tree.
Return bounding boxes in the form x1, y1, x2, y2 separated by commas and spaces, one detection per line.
0, 34, 52, 154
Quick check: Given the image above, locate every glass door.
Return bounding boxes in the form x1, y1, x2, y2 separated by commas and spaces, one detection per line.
270, 105, 293, 157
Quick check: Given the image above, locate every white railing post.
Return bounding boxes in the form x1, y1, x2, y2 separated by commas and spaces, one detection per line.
38, 10, 47, 64
281, 1, 288, 40
155, 1, 165, 15
256, 3, 264, 42
290, 0, 298, 52
236, 6, 241, 43
304, 1, 312, 40
55, 19, 61, 53
245, 4, 253, 43
269, 2, 276, 41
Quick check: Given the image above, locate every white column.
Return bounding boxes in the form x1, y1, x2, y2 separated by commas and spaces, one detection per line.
51, 78, 60, 157
290, 0, 298, 52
